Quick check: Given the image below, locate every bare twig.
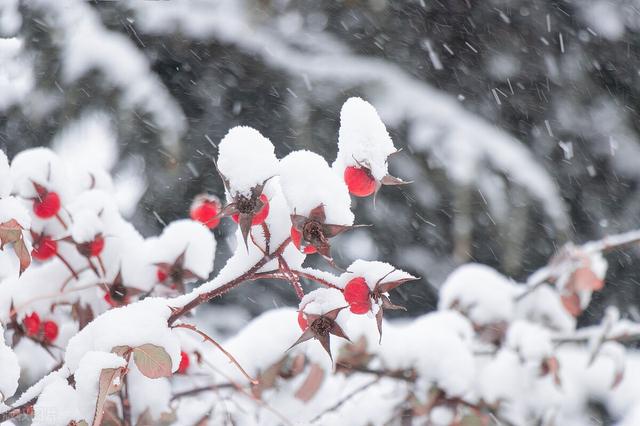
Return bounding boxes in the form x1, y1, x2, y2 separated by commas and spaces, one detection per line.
172, 323, 258, 385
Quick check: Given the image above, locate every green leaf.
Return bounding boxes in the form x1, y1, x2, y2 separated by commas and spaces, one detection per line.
133, 344, 173, 379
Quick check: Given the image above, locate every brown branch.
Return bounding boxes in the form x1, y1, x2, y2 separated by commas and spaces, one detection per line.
0, 398, 36, 422
293, 270, 341, 290
172, 323, 258, 385
170, 383, 234, 401
167, 237, 291, 325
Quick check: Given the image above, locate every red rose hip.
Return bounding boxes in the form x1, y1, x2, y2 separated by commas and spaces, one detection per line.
43, 320, 58, 343
33, 191, 61, 219
343, 277, 372, 314
190, 196, 221, 229
32, 236, 58, 261
344, 166, 376, 197
177, 351, 190, 374
232, 194, 270, 225
297, 310, 309, 331
23, 312, 40, 336
290, 226, 317, 254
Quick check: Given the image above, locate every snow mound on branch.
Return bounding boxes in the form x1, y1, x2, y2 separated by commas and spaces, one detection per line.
439, 263, 517, 325
10, 147, 68, 198
64, 298, 181, 373
506, 321, 553, 362
151, 219, 216, 280
127, 364, 172, 422
0, 324, 19, 402
279, 150, 354, 225
334, 97, 397, 180
70, 209, 102, 243
75, 351, 127, 422
32, 378, 81, 426
338, 259, 416, 291
0, 196, 31, 228
515, 285, 576, 332
381, 311, 475, 396
217, 126, 279, 197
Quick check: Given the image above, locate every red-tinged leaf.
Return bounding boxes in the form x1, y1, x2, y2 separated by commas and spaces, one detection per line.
252, 357, 286, 398
294, 363, 325, 402
111, 345, 132, 358
0, 228, 21, 249
101, 400, 123, 426
133, 344, 173, 379
570, 266, 604, 292
541, 356, 561, 386
612, 369, 625, 389
561, 292, 582, 317
93, 367, 126, 426
135, 408, 153, 426
13, 238, 31, 275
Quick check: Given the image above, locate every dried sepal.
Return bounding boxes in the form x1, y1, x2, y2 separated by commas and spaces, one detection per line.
291, 204, 365, 263
288, 306, 350, 360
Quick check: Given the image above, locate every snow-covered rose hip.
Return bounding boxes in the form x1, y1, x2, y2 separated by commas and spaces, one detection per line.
344, 166, 377, 197
231, 194, 270, 226
190, 194, 222, 229
77, 235, 105, 257
343, 277, 372, 314
31, 235, 58, 261
32, 182, 61, 219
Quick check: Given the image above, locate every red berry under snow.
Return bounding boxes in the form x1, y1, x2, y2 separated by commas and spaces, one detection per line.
78, 236, 105, 257
43, 320, 58, 342
33, 191, 61, 219
156, 267, 168, 283
177, 350, 190, 374
23, 312, 41, 336
32, 236, 58, 261
290, 226, 317, 254
343, 277, 372, 314
297, 310, 308, 331
232, 194, 270, 225
344, 166, 377, 197
190, 198, 221, 229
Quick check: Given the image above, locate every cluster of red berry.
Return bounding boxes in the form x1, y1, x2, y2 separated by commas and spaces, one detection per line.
22, 312, 58, 343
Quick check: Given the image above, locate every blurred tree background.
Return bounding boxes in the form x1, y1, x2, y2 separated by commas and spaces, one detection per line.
2, 0, 640, 326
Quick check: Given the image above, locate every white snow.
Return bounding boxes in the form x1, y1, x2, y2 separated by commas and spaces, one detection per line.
279, 150, 354, 225
0, 324, 19, 403
337, 259, 416, 291
334, 97, 397, 180
217, 126, 279, 197
439, 263, 517, 325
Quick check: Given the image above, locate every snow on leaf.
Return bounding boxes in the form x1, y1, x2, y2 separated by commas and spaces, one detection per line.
133, 343, 173, 379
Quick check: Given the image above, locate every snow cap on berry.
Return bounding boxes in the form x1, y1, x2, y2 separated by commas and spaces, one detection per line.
338, 260, 417, 292
10, 147, 67, 199
151, 219, 216, 282
334, 97, 397, 181
299, 288, 347, 317
280, 150, 354, 226
217, 126, 278, 197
